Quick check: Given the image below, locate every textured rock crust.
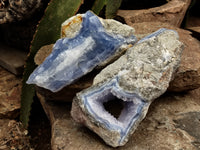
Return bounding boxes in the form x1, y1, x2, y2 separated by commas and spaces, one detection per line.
117, 0, 191, 27
71, 29, 183, 147
131, 22, 200, 92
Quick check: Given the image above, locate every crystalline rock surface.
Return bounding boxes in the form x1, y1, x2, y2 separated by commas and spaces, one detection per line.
26, 11, 137, 92
71, 28, 184, 147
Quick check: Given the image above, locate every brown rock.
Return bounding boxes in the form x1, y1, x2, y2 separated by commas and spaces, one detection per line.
0, 44, 27, 75
37, 87, 200, 150
0, 119, 30, 150
0, 67, 21, 119
130, 22, 200, 92
117, 0, 191, 27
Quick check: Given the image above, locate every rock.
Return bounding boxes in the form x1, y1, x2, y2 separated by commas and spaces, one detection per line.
0, 66, 21, 119
71, 29, 183, 147
0, 119, 30, 149
131, 22, 200, 92
27, 11, 137, 92
34, 22, 200, 103
0, 0, 43, 24
174, 112, 200, 147
34, 44, 54, 65
37, 87, 200, 150
0, 43, 27, 75
117, 0, 191, 27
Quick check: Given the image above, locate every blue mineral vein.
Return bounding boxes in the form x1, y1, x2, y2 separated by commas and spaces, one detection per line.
26, 11, 137, 92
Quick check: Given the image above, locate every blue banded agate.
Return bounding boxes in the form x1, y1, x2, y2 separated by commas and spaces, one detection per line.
26, 11, 137, 92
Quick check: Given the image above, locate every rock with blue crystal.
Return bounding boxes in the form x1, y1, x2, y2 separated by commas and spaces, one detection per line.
26, 11, 137, 92
71, 28, 184, 147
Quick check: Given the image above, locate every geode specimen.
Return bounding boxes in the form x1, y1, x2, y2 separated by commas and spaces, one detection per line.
71, 28, 184, 147
27, 11, 137, 92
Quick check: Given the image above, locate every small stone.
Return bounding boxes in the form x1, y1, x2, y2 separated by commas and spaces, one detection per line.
27, 11, 137, 92
71, 29, 183, 147
34, 44, 54, 65
0, 44, 27, 75
0, 67, 21, 119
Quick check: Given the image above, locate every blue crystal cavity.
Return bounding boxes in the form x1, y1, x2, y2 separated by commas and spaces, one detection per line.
26, 11, 137, 92
78, 77, 147, 145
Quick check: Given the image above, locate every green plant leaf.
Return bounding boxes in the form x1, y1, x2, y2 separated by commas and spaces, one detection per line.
106, 0, 122, 19
20, 0, 84, 128
92, 0, 107, 15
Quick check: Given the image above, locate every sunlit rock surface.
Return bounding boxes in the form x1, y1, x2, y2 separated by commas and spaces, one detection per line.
27, 11, 137, 92
71, 28, 184, 147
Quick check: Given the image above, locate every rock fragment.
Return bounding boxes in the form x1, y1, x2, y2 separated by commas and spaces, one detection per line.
27, 11, 137, 92
71, 29, 183, 147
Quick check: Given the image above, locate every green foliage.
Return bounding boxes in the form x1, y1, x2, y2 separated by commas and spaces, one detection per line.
20, 0, 83, 128
106, 0, 122, 19
92, 0, 106, 15
92, 0, 122, 18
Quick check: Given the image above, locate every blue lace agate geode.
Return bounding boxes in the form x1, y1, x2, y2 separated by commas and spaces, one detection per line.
26, 11, 137, 92
71, 28, 184, 147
